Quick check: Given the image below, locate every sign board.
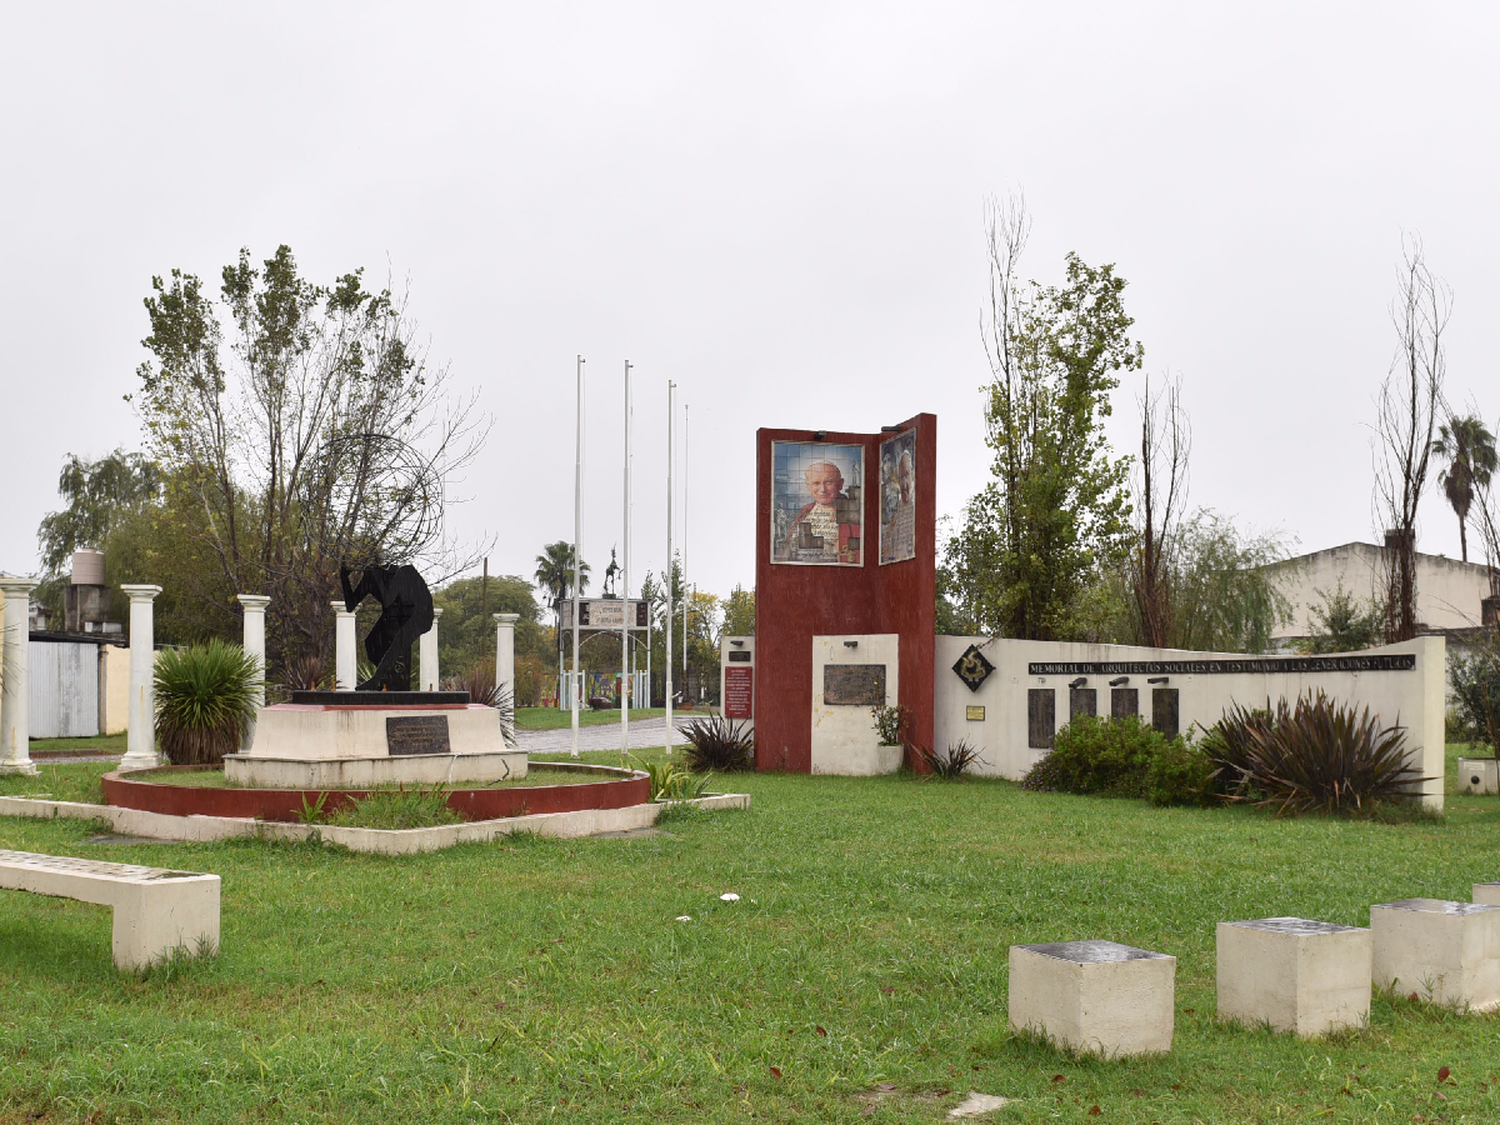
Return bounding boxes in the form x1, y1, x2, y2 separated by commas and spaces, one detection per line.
386, 715, 452, 757
560, 599, 648, 630
965, 705, 985, 722
724, 666, 754, 720
823, 664, 886, 706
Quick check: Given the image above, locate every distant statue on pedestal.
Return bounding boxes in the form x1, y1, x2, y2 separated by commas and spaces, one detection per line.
340, 563, 435, 691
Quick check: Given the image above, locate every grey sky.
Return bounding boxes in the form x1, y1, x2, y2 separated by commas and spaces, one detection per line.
3, 3, 1497, 610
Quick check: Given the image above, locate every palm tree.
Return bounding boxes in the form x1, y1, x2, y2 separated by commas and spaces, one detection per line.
534, 541, 591, 678
1431, 415, 1498, 563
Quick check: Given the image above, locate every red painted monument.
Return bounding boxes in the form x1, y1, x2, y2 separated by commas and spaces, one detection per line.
753, 413, 936, 772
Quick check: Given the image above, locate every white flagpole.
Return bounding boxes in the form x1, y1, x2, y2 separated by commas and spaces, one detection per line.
571, 354, 584, 758
664, 380, 676, 755
621, 359, 632, 758
682, 403, 689, 688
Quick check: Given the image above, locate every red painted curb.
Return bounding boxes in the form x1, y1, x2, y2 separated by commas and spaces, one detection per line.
101, 764, 650, 823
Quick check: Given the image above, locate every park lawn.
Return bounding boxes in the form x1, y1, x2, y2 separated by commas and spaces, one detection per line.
516, 706, 668, 731
29, 732, 126, 756
0, 751, 1496, 1123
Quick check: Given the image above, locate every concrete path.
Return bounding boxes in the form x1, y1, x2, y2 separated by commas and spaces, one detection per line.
516, 716, 693, 755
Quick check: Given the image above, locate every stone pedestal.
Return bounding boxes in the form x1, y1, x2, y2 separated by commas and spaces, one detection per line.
236, 594, 270, 751
1008, 940, 1175, 1056
0, 577, 40, 775
1216, 918, 1371, 1036
1457, 757, 1499, 796
1473, 883, 1500, 907
1370, 899, 1500, 1010
494, 613, 518, 702
333, 601, 356, 691
119, 584, 163, 772
420, 607, 443, 691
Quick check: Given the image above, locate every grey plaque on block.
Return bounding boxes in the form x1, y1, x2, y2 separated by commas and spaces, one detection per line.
1111, 687, 1138, 719
1069, 687, 1097, 721
1152, 688, 1179, 738
823, 664, 886, 706
1019, 939, 1171, 964
1028, 689, 1055, 749
386, 715, 452, 757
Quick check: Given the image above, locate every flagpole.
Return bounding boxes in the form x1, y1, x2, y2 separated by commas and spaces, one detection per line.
621, 359, 632, 759
571, 354, 584, 759
664, 380, 675, 755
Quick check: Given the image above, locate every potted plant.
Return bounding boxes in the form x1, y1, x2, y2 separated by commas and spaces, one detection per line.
1451, 640, 1500, 795
870, 702, 910, 773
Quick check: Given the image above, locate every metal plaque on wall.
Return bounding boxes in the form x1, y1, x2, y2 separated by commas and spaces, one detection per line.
823, 664, 886, 706
386, 715, 452, 757
951, 645, 995, 693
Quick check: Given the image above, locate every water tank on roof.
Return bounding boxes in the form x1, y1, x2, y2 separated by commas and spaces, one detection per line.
70, 549, 106, 586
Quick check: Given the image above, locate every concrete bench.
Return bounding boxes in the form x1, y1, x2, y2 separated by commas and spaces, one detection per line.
1474, 882, 1500, 907
1009, 939, 1175, 1056
1370, 898, 1500, 1011
1216, 917, 1371, 1036
0, 849, 220, 972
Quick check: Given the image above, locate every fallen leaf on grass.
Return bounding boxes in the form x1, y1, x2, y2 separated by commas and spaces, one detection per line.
770, 1066, 782, 1079
816, 1026, 827, 1037
1437, 1066, 1450, 1081
880, 986, 895, 994
1052, 1075, 1066, 1084
1088, 1106, 1101, 1116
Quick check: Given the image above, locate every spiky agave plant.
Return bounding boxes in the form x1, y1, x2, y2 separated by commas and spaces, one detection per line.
442, 666, 517, 748
153, 640, 263, 766
679, 716, 755, 772
1210, 690, 1427, 816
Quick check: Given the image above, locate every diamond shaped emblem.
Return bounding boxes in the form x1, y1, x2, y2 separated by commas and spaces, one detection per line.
952, 644, 994, 693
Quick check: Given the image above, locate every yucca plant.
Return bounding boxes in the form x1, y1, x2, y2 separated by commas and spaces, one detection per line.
679, 716, 755, 772
912, 738, 986, 779
153, 640, 264, 766
1209, 690, 1427, 817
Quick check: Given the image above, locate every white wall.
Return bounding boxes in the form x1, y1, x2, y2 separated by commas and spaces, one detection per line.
934, 635, 1446, 810
1268, 542, 1492, 640
811, 633, 901, 776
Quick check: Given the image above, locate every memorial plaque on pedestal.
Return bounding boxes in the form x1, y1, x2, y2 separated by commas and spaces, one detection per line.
823, 664, 886, 706
724, 666, 754, 720
386, 715, 452, 756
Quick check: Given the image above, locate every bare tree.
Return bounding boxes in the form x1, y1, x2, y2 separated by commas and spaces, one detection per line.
1130, 372, 1191, 647
1373, 235, 1449, 642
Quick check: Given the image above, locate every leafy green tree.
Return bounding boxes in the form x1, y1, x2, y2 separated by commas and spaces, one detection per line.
1164, 512, 1292, 653
129, 245, 485, 676
432, 573, 546, 679
946, 196, 1141, 639
1296, 581, 1385, 655
1431, 414, 1497, 564
722, 584, 755, 637
36, 450, 161, 574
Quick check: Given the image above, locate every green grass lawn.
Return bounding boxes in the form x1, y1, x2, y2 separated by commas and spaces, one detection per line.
29, 732, 126, 756
1, 749, 1499, 1123
516, 706, 669, 731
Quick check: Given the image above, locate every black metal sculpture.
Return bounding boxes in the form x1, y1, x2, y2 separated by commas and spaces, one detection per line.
340, 563, 435, 692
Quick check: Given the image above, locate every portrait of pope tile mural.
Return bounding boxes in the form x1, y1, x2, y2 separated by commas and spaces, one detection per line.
772, 441, 864, 566
879, 428, 916, 565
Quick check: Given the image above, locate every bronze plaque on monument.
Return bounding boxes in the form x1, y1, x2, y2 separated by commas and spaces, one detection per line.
823, 664, 886, 706
386, 715, 452, 757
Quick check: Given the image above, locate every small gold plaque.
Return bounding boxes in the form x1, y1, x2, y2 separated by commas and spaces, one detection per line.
965, 705, 985, 722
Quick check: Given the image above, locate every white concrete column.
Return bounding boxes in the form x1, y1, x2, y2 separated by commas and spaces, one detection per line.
420, 607, 443, 691
0, 577, 40, 776
333, 601, 356, 691
494, 612, 519, 703
236, 594, 270, 750
120, 584, 163, 771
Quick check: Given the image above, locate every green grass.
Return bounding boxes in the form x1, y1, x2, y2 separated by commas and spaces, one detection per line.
516, 706, 668, 731
120, 764, 634, 791
29, 733, 126, 755
1, 750, 1499, 1122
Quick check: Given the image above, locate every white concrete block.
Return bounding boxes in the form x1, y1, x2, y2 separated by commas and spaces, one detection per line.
1370, 898, 1500, 1010
1216, 918, 1371, 1036
1458, 758, 1499, 795
0, 849, 219, 972
1008, 940, 1175, 1056
1472, 882, 1500, 906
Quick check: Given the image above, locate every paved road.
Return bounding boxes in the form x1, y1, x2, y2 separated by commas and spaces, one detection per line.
516, 716, 693, 755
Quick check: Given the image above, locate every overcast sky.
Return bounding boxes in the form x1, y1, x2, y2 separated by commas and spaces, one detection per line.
3, 3, 1497, 613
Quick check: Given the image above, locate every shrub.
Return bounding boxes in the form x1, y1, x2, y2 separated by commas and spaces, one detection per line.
1144, 734, 1219, 807
912, 739, 986, 779
1449, 645, 1500, 757
680, 716, 755, 772
870, 703, 911, 746
1021, 714, 1167, 797
329, 785, 462, 830
1207, 691, 1426, 816
153, 640, 263, 766
631, 756, 713, 801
